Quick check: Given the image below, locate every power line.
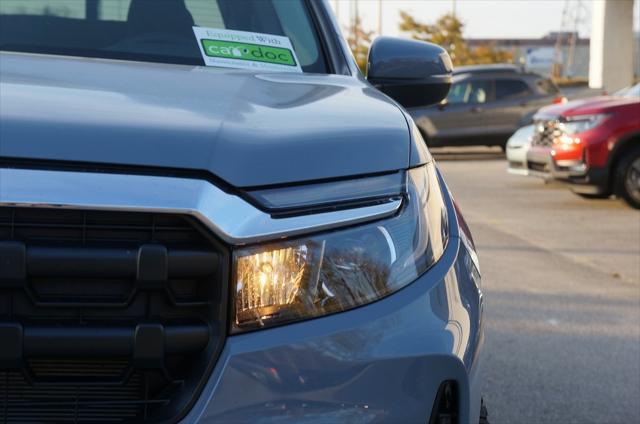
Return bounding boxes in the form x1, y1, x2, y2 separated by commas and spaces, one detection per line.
554, 0, 586, 77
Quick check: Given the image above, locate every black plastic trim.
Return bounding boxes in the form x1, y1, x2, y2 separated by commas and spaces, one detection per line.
0, 208, 231, 424
307, 0, 352, 76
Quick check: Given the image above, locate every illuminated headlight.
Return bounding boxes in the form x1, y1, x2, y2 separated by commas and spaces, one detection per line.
553, 134, 581, 147
559, 114, 608, 135
232, 162, 449, 332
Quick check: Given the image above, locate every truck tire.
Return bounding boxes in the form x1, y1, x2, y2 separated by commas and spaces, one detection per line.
615, 145, 640, 209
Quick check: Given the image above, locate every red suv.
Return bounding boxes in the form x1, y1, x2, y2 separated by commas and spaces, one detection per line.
529, 84, 640, 208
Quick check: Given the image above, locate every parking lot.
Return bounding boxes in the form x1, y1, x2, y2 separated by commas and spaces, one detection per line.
436, 149, 640, 423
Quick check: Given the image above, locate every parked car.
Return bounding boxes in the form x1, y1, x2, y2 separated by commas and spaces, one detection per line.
408, 64, 565, 149
506, 124, 535, 175
531, 83, 640, 207
0, 1, 486, 423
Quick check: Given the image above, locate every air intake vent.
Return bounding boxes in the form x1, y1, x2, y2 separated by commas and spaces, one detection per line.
0, 207, 228, 423
2, 360, 147, 423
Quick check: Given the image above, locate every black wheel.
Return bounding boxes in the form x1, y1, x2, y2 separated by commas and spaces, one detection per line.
479, 398, 490, 424
615, 145, 640, 209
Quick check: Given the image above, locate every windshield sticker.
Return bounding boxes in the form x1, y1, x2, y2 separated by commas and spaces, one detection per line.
193, 27, 302, 73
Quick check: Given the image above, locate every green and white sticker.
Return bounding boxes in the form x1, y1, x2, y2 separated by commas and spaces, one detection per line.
193, 27, 302, 73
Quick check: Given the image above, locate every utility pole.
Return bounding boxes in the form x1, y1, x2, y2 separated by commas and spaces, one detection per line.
353, 0, 359, 49
378, 0, 383, 36
566, 0, 585, 77
555, 0, 586, 78
553, 0, 570, 78
452, 0, 457, 17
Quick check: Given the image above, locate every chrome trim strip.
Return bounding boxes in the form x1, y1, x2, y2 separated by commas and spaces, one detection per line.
0, 168, 401, 245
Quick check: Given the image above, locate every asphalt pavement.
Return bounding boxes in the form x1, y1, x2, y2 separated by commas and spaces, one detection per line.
435, 148, 640, 424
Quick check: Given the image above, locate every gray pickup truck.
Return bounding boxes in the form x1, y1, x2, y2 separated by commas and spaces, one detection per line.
0, 1, 485, 423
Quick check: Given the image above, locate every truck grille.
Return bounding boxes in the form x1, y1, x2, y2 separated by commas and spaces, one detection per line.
0, 207, 227, 423
531, 119, 562, 147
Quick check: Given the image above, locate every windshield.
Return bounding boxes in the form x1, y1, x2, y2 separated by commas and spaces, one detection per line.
619, 83, 640, 99
0, 0, 328, 73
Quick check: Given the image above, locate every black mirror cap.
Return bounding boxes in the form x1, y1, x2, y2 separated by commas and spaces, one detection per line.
367, 36, 453, 109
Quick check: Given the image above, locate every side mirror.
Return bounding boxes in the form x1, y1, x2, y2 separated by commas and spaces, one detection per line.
367, 36, 453, 109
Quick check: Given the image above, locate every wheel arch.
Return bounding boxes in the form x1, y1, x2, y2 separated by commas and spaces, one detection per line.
608, 131, 640, 191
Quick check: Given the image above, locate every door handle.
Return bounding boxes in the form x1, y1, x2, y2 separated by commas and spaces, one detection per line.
471, 106, 483, 113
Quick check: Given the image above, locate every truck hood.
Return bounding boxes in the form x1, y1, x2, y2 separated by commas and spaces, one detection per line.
537, 95, 638, 118
0, 52, 410, 188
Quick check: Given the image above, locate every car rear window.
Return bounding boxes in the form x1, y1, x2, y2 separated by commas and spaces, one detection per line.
0, 0, 328, 73
495, 79, 531, 100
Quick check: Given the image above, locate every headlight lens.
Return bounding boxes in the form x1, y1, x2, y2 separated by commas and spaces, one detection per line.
232, 163, 449, 333
560, 114, 608, 135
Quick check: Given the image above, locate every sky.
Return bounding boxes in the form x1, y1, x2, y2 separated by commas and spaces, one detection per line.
329, 0, 640, 40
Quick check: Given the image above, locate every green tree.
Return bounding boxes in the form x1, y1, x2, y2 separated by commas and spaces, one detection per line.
346, 16, 374, 72
399, 11, 470, 64
399, 11, 512, 66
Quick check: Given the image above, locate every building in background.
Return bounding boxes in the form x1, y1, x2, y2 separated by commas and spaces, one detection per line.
467, 32, 590, 79
468, 31, 640, 85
